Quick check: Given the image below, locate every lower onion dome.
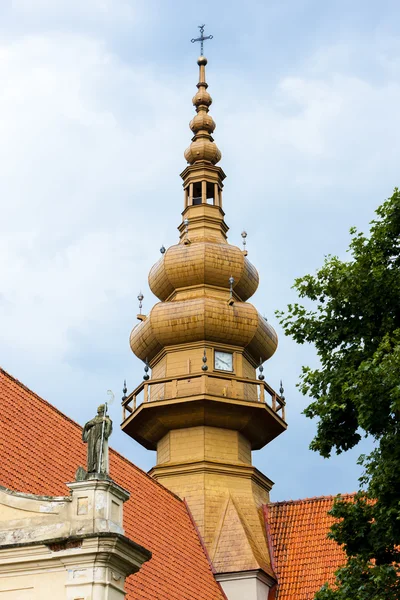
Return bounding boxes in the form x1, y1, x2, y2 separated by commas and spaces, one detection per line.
130, 296, 278, 364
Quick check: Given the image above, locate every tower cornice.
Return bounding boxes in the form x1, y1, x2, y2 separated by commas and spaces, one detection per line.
149, 460, 274, 494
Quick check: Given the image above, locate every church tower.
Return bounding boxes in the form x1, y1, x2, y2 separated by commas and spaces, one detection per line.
121, 47, 287, 590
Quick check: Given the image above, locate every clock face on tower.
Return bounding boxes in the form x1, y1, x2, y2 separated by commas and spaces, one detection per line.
214, 351, 233, 372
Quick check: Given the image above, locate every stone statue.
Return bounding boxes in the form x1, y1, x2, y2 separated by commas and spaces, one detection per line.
82, 404, 113, 475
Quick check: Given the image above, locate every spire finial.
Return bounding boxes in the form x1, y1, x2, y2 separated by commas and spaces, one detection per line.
191, 24, 213, 56
184, 27, 221, 167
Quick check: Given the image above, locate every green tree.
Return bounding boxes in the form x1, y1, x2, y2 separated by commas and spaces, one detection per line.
276, 189, 400, 599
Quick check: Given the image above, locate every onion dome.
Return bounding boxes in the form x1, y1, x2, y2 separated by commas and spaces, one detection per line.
148, 242, 259, 302
184, 57, 221, 165
130, 297, 278, 364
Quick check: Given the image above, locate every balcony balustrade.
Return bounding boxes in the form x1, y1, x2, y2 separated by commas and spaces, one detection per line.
121, 372, 285, 423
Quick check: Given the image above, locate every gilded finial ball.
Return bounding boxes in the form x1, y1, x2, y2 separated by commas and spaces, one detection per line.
197, 56, 208, 66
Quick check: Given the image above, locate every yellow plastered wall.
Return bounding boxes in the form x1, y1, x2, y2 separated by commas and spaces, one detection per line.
157, 426, 252, 465
166, 348, 202, 376
149, 356, 167, 401
161, 472, 206, 532
153, 463, 271, 568
238, 433, 251, 463
157, 432, 170, 464
153, 424, 271, 569
242, 357, 258, 401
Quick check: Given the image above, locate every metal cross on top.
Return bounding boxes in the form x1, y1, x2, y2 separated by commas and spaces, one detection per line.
191, 24, 213, 56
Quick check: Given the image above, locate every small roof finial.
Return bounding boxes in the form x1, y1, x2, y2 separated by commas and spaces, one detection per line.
258, 358, 265, 381
138, 291, 144, 315
241, 230, 248, 255
191, 24, 213, 56
202, 349, 208, 371
143, 358, 150, 381
279, 380, 285, 401
122, 379, 128, 401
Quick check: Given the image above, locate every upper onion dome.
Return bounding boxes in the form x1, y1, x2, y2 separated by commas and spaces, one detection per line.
192, 86, 212, 108
149, 242, 259, 302
184, 56, 221, 166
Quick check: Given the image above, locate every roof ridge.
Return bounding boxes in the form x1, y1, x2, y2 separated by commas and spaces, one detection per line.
263, 504, 277, 577
230, 494, 275, 576
0, 366, 183, 504
267, 492, 356, 507
0, 366, 82, 430
109, 446, 184, 503
184, 500, 218, 577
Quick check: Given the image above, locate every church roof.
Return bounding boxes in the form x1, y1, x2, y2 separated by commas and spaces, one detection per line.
0, 367, 226, 600
264, 495, 353, 599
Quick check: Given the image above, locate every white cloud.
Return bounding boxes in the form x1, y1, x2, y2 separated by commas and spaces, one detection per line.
210, 38, 400, 255
9, 0, 136, 25
0, 32, 187, 363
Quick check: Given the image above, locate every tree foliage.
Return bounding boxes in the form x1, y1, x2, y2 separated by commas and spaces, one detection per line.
276, 189, 400, 599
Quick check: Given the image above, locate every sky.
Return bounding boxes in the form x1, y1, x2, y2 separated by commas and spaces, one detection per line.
0, 0, 399, 502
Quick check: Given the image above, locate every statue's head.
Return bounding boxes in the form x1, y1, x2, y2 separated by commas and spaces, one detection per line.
97, 404, 105, 415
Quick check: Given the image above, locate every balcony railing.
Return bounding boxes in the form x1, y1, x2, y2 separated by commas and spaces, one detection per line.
121, 372, 286, 422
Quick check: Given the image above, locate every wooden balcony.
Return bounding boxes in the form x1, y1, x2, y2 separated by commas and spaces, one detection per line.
121, 372, 286, 451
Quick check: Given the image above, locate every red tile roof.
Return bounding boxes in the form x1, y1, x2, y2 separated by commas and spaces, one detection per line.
0, 367, 226, 600
264, 495, 354, 600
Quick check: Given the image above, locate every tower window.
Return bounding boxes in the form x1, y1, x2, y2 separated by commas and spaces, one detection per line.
192, 182, 202, 205
206, 182, 215, 205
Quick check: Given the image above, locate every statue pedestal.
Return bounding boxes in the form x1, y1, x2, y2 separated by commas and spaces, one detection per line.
67, 477, 129, 536
0, 476, 151, 600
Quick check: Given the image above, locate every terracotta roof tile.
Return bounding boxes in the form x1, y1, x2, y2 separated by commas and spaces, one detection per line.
0, 367, 226, 600
264, 495, 354, 600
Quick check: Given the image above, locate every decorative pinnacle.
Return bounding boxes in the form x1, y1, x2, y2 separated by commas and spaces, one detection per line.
143, 358, 150, 381
137, 291, 144, 315
279, 380, 285, 400
229, 275, 235, 298
202, 349, 208, 371
184, 218, 190, 238
258, 358, 265, 381
241, 230, 247, 252
191, 24, 213, 56
122, 379, 127, 401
